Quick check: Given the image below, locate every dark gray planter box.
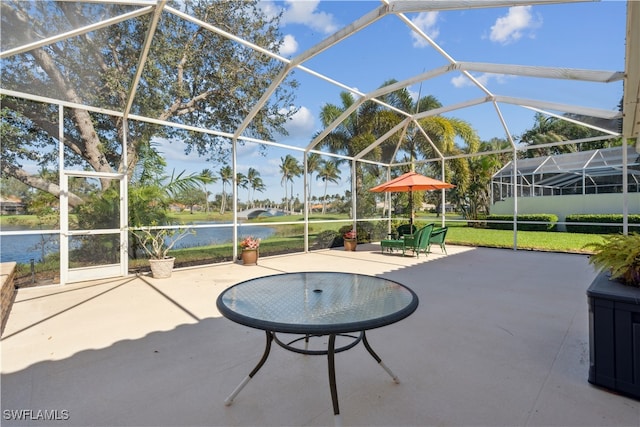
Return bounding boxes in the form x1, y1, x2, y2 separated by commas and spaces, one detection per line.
588, 272, 640, 400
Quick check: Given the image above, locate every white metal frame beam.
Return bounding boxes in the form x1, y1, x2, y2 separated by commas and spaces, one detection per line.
623, 0, 640, 144
387, 0, 594, 13
0, 6, 154, 59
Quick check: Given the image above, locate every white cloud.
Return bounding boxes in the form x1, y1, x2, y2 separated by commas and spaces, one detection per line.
281, 0, 338, 34
259, 1, 337, 54
282, 106, 316, 140
451, 73, 512, 88
236, 141, 262, 159
279, 34, 299, 56
408, 88, 419, 102
410, 12, 439, 47
154, 137, 192, 163
489, 6, 542, 45
451, 74, 469, 88
258, 1, 280, 21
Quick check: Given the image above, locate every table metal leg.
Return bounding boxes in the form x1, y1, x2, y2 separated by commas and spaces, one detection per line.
224, 331, 273, 405
362, 332, 400, 384
226, 330, 397, 426
327, 334, 342, 426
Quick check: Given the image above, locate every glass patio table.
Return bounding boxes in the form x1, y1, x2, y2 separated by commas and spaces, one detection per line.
216, 271, 419, 426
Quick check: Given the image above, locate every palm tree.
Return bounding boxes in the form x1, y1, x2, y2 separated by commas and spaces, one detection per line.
219, 165, 233, 214
316, 160, 341, 214
456, 138, 511, 221
373, 80, 479, 180
279, 154, 302, 213
519, 112, 612, 157
367, 79, 480, 214
128, 168, 209, 258
316, 84, 457, 215
317, 92, 394, 216
236, 172, 248, 210
250, 175, 266, 208
246, 167, 260, 208
411, 115, 479, 212
317, 92, 379, 180
306, 152, 321, 213
199, 168, 217, 213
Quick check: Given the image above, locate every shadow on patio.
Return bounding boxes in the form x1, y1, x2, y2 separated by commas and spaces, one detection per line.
2, 245, 638, 426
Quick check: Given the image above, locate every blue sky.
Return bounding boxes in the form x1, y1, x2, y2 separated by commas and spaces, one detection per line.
161, 0, 627, 204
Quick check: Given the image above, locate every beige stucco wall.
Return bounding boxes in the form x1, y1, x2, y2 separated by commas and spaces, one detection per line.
491, 193, 640, 231
1, 262, 16, 336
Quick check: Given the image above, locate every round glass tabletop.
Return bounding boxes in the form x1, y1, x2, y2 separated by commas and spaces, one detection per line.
216, 272, 419, 334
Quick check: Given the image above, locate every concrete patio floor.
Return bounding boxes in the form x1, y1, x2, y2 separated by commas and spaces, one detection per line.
2, 244, 639, 426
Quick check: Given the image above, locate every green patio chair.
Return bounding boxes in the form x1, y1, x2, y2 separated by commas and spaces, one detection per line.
427, 226, 448, 254
385, 223, 416, 241
381, 224, 422, 256
396, 223, 417, 238
404, 223, 434, 258
381, 224, 433, 257
381, 224, 416, 254
380, 235, 408, 255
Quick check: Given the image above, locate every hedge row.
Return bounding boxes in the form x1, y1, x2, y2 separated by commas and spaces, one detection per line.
314, 220, 437, 249
565, 214, 640, 234
314, 222, 389, 249
485, 214, 558, 231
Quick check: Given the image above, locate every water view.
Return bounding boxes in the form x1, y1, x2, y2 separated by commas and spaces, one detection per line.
1, 222, 276, 264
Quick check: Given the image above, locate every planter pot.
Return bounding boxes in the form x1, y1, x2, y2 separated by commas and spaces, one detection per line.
344, 239, 357, 251
588, 271, 640, 400
149, 257, 175, 279
241, 249, 259, 265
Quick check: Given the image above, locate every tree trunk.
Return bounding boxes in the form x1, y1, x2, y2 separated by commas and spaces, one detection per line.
2, 164, 85, 207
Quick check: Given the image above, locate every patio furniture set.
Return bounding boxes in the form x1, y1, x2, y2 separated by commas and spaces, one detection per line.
380, 223, 449, 257
216, 221, 448, 424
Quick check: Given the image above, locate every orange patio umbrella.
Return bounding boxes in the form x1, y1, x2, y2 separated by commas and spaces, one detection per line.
370, 171, 454, 226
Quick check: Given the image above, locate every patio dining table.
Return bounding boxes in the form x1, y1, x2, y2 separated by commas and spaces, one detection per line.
216, 271, 419, 426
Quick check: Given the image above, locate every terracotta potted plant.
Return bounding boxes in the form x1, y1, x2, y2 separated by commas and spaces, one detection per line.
134, 223, 194, 278
343, 229, 357, 251
586, 233, 640, 399
239, 236, 261, 265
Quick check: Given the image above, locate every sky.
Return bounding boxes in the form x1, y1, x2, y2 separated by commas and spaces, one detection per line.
153, 1, 628, 204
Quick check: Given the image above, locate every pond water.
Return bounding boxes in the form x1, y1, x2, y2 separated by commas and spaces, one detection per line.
0, 222, 275, 264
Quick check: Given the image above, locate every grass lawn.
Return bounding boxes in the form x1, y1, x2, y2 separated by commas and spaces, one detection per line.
444, 222, 604, 253
163, 214, 607, 258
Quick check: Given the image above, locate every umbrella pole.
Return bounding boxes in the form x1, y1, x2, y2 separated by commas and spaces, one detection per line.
409, 187, 413, 227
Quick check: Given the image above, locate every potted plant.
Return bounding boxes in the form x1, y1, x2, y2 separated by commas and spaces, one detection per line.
586, 233, 640, 399
133, 223, 194, 278
588, 233, 640, 286
343, 229, 357, 251
239, 236, 261, 265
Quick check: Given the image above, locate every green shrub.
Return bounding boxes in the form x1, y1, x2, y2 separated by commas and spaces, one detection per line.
314, 230, 341, 248
388, 219, 436, 235
338, 223, 372, 244
566, 214, 640, 234
366, 221, 384, 241
486, 214, 558, 231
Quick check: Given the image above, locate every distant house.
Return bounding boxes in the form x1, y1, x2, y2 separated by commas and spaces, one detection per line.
0, 196, 25, 215
168, 203, 186, 212
491, 146, 640, 230
492, 146, 639, 199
